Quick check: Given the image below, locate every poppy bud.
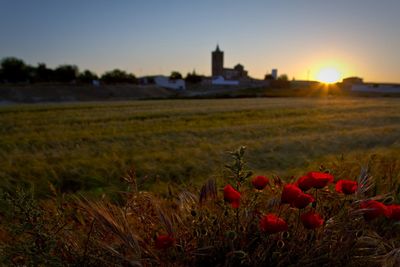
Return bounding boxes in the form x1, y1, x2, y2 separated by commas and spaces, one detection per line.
226, 230, 237, 240
155, 235, 175, 250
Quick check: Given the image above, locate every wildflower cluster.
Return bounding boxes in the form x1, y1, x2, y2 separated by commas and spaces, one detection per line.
224, 171, 362, 233
1, 147, 400, 266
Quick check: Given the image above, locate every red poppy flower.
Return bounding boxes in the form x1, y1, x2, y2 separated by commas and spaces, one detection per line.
155, 235, 175, 249
307, 172, 334, 189
387, 204, 400, 221
281, 184, 302, 204
296, 175, 315, 191
224, 184, 240, 208
335, 180, 358, 195
252, 175, 269, 190
297, 172, 334, 190
360, 200, 389, 220
291, 192, 315, 209
259, 214, 288, 234
301, 211, 324, 229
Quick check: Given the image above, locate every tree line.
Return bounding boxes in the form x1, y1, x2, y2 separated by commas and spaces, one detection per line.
0, 57, 138, 84
0, 57, 204, 85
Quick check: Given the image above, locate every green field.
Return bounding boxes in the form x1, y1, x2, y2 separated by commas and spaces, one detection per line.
0, 97, 399, 196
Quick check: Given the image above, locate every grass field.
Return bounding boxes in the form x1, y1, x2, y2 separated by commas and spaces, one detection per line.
0, 97, 399, 197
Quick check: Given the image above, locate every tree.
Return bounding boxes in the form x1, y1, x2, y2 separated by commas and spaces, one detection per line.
185, 71, 202, 84
264, 74, 274, 80
78, 70, 98, 83
34, 63, 54, 82
278, 74, 288, 81
169, 71, 182, 80
0, 57, 29, 83
271, 74, 290, 88
101, 69, 137, 84
54, 65, 79, 83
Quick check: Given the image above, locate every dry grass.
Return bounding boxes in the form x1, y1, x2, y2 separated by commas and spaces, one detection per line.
0, 97, 399, 197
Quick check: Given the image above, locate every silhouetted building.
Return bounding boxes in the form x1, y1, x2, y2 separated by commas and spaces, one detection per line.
211, 45, 248, 80
212, 45, 224, 77
342, 77, 363, 85
271, 69, 278, 80
234, 64, 247, 77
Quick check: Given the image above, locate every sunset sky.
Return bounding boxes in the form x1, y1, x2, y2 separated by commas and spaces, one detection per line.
1, 0, 399, 83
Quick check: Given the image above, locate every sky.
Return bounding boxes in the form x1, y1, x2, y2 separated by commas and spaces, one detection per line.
0, 0, 399, 83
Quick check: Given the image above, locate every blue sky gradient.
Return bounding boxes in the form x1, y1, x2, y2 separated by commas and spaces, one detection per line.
1, 0, 399, 82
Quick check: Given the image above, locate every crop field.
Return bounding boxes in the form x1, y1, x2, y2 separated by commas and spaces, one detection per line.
0, 97, 399, 197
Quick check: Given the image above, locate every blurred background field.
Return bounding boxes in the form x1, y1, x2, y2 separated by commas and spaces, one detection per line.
0, 97, 399, 197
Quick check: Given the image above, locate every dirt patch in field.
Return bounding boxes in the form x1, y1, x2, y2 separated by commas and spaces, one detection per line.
0, 83, 176, 103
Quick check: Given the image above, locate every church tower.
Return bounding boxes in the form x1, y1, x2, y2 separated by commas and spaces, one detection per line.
212, 45, 224, 77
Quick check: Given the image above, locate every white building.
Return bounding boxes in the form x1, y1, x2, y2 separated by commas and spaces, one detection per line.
351, 84, 400, 93
153, 76, 186, 90
211, 76, 239, 86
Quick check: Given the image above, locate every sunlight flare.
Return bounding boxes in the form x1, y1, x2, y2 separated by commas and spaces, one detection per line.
316, 67, 341, 84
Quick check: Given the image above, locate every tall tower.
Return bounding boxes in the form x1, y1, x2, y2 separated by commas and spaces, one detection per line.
212, 45, 224, 77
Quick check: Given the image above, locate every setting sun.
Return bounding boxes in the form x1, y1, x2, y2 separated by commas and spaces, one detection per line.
316, 67, 341, 84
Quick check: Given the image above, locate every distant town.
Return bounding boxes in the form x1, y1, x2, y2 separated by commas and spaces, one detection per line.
1, 45, 400, 103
